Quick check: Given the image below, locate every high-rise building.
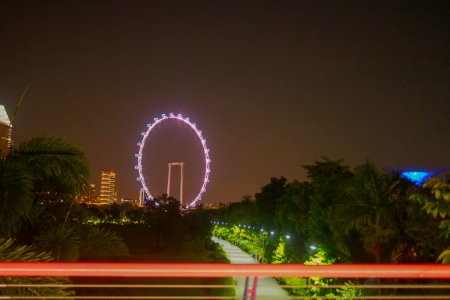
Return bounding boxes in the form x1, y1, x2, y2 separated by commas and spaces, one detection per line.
99, 170, 117, 204
0, 105, 12, 157
138, 190, 145, 207
78, 184, 98, 204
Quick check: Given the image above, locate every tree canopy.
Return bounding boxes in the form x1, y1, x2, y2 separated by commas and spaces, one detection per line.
213, 157, 447, 264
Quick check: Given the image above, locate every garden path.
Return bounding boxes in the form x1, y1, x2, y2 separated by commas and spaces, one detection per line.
212, 237, 291, 299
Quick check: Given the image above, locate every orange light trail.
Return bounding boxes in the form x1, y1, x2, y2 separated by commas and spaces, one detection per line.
0, 263, 449, 278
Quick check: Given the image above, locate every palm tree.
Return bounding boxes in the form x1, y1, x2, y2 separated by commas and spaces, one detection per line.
12, 136, 89, 205
34, 224, 129, 261
0, 238, 74, 298
34, 224, 81, 261
78, 226, 129, 259
334, 161, 410, 263
411, 177, 450, 263
0, 136, 131, 298
0, 157, 33, 237
0, 136, 89, 238
303, 158, 353, 260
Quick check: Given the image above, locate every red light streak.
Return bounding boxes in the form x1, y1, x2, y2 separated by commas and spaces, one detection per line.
0, 263, 449, 279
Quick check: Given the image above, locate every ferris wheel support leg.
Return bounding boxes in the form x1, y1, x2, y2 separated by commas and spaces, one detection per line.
167, 163, 172, 196
180, 162, 184, 206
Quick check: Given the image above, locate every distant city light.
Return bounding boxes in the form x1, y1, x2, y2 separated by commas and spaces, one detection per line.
401, 171, 432, 186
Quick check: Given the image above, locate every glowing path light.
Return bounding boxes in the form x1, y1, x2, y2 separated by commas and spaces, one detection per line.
136, 113, 211, 207
0, 263, 449, 278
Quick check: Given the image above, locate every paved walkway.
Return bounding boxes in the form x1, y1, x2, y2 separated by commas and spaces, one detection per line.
212, 237, 290, 299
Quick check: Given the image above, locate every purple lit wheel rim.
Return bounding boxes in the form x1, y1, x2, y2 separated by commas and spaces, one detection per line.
136, 113, 211, 207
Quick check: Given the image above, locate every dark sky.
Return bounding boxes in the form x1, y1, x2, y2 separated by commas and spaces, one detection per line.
1, 1, 449, 204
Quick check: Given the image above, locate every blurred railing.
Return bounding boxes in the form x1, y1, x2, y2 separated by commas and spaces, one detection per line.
0, 263, 450, 299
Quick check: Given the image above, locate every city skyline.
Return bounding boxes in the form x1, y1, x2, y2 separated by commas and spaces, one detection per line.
1, 1, 449, 202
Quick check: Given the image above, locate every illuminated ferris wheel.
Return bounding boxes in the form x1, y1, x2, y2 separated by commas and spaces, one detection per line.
135, 113, 211, 207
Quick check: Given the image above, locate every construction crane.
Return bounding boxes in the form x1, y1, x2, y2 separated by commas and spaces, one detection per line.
11, 83, 31, 126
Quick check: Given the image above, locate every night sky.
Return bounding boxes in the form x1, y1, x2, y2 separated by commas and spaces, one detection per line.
1, 1, 449, 204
